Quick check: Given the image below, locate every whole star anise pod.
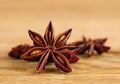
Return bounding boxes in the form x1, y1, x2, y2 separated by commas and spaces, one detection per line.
20, 22, 77, 73
70, 36, 111, 57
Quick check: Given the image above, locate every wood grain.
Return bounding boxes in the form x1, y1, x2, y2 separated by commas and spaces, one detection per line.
0, 0, 120, 84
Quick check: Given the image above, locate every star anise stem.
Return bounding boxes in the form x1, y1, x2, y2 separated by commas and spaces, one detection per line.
88, 41, 95, 56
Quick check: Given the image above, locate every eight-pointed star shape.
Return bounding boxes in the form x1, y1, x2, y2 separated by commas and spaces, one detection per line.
21, 21, 76, 73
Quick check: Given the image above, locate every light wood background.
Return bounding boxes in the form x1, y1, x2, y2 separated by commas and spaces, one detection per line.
0, 0, 120, 84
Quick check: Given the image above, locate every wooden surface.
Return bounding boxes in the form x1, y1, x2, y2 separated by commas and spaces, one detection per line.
0, 0, 120, 84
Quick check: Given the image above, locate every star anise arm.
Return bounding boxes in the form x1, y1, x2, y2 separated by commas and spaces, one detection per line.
62, 51, 79, 63
52, 51, 71, 72
94, 38, 107, 44
36, 50, 50, 73
95, 44, 110, 54
53, 29, 72, 47
28, 30, 47, 46
75, 44, 89, 54
56, 46, 78, 53
44, 21, 54, 45
21, 47, 45, 61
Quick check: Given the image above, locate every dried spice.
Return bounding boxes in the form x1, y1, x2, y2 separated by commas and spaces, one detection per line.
8, 21, 111, 74
69, 36, 111, 57
62, 51, 79, 63
9, 44, 79, 63
18, 21, 78, 73
9, 44, 32, 58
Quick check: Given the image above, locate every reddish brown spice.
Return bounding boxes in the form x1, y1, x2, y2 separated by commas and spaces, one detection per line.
62, 51, 79, 63
69, 36, 111, 57
9, 44, 32, 58
9, 21, 79, 73
9, 44, 79, 63
8, 22, 111, 74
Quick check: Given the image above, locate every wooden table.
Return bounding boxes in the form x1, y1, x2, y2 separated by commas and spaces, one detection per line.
0, 0, 120, 84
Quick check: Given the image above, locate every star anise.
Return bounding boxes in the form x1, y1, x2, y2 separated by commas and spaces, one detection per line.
20, 22, 77, 73
69, 36, 111, 57
9, 44, 32, 58
62, 50, 79, 63
9, 44, 79, 63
